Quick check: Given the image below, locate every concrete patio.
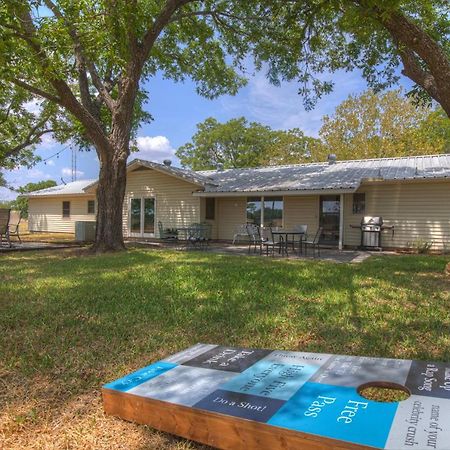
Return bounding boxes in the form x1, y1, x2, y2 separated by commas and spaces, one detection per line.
126, 239, 374, 264
0, 242, 81, 252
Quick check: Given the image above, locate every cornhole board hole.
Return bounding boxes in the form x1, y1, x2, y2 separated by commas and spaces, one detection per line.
102, 344, 450, 450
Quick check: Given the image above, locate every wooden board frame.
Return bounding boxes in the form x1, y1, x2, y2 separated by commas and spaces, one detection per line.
102, 389, 371, 450
102, 344, 450, 450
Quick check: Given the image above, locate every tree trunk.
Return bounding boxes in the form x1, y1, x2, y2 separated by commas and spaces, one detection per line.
93, 152, 128, 252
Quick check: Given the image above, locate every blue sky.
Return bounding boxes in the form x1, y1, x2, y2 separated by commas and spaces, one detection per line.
1, 67, 412, 201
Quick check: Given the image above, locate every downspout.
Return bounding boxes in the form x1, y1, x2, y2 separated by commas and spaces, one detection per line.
339, 194, 344, 250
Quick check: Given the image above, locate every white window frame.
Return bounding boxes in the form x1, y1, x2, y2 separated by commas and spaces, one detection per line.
246, 196, 284, 228
128, 196, 156, 237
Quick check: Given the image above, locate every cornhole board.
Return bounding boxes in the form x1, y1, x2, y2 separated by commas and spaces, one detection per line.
102, 344, 450, 450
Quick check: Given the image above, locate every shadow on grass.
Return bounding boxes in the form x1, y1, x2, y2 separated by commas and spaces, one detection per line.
0, 248, 448, 448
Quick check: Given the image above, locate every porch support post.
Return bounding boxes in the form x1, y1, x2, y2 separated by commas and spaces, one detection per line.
339, 194, 344, 250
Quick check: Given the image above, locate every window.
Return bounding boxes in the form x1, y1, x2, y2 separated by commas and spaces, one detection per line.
62, 201, 71, 218
205, 198, 215, 220
87, 200, 95, 214
247, 196, 283, 227
263, 196, 283, 227
246, 197, 262, 225
352, 193, 366, 214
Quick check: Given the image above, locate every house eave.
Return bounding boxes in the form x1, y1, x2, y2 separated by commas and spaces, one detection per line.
193, 188, 359, 197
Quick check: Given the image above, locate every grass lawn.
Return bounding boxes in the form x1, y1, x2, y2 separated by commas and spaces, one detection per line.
1, 249, 449, 449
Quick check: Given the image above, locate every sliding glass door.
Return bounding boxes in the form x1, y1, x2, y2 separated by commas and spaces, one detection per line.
129, 197, 155, 237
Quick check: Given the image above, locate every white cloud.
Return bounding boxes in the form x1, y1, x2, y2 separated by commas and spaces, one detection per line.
62, 167, 84, 177
132, 135, 176, 162
45, 159, 55, 166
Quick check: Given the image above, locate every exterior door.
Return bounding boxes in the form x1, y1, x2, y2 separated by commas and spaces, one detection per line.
319, 195, 340, 245
129, 197, 155, 237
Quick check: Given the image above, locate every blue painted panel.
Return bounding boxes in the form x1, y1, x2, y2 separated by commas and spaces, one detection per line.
221, 359, 319, 401
268, 382, 398, 448
104, 361, 177, 392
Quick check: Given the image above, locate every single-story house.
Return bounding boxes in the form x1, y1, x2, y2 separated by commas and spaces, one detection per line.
27, 154, 450, 250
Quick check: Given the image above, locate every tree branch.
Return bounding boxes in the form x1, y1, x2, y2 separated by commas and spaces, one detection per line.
14, 5, 111, 151
43, 0, 116, 113
138, 0, 195, 71
353, 0, 450, 115
9, 78, 62, 105
396, 45, 440, 102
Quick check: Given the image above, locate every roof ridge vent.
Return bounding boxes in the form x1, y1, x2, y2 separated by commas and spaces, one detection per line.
327, 154, 337, 165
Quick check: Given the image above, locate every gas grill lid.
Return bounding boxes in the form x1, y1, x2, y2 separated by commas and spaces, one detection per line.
361, 216, 383, 226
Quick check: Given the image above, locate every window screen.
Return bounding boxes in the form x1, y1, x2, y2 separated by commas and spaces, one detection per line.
62, 201, 70, 218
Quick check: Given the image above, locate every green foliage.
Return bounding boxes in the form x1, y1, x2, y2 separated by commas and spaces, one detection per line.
0, 0, 297, 168
407, 239, 434, 254
252, 0, 450, 110
176, 117, 320, 170
318, 89, 450, 160
10, 179, 57, 218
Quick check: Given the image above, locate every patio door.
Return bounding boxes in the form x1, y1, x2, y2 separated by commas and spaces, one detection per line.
319, 195, 340, 245
129, 197, 155, 237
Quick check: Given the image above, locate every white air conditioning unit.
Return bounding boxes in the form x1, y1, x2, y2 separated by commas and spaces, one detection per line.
75, 221, 96, 242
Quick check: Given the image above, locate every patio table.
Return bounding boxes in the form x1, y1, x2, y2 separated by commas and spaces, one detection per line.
270, 230, 305, 256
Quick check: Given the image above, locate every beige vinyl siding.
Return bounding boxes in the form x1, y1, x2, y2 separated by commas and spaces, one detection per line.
200, 197, 218, 239
343, 180, 450, 250
123, 167, 201, 237
28, 195, 96, 233
216, 197, 246, 240
215, 195, 320, 241
284, 196, 319, 236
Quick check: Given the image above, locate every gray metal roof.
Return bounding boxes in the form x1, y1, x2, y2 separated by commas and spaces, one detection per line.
197, 154, 450, 193
26, 179, 96, 197
26, 154, 450, 198
130, 159, 216, 186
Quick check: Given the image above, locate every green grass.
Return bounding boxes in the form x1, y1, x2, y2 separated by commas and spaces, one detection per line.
0, 249, 449, 448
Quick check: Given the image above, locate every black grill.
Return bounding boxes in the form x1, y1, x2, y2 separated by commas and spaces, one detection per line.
350, 216, 394, 250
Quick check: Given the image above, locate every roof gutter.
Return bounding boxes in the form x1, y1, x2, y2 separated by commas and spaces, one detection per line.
193, 187, 359, 197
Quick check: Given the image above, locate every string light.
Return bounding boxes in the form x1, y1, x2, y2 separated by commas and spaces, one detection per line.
41, 143, 72, 164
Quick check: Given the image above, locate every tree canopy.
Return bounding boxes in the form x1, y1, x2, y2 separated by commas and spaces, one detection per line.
179, 90, 450, 170
176, 117, 319, 170
0, 1, 308, 250
256, 1, 450, 115
319, 90, 450, 160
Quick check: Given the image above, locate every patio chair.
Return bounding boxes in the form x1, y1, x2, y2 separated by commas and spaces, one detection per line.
232, 224, 249, 244
158, 221, 178, 240
303, 227, 323, 257
186, 223, 210, 250
288, 224, 308, 251
261, 227, 280, 256
0, 208, 11, 248
8, 210, 22, 244
246, 224, 263, 253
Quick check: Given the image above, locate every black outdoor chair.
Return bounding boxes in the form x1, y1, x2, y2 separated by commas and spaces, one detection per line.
246, 225, 279, 256
303, 227, 323, 257
0, 208, 11, 248
158, 221, 178, 240
246, 224, 263, 254
261, 227, 280, 256
8, 211, 22, 244
186, 223, 211, 250
288, 224, 308, 252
